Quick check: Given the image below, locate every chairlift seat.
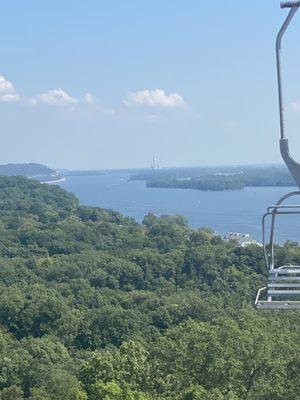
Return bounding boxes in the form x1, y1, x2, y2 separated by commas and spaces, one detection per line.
255, 195, 300, 309
256, 265, 300, 309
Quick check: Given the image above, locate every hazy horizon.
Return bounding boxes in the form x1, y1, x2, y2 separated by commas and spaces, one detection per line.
14, 160, 288, 172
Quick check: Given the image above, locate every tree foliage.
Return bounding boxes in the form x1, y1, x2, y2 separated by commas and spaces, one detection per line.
0, 176, 298, 399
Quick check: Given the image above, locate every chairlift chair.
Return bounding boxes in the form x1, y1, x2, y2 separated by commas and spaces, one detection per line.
255, 1, 300, 309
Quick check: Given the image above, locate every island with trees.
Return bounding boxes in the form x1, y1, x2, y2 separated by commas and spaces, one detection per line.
0, 176, 299, 399
131, 165, 296, 191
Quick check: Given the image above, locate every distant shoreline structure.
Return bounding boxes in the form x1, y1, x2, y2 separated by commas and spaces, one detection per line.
223, 232, 262, 247
41, 177, 66, 184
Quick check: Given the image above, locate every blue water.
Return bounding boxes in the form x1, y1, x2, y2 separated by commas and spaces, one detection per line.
58, 173, 300, 243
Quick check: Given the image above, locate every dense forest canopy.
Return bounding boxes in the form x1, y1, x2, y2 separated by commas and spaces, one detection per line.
0, 176, 299, 399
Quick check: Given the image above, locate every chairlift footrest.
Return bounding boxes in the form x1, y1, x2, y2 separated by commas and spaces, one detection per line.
256, 301, 300, 309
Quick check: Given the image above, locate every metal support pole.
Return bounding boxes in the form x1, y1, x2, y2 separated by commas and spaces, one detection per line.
276, 6, 299, 139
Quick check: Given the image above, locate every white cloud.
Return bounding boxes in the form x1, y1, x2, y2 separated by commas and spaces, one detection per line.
0, 93, 21, 102
83, 92, 115, 115
36, 88, 79, 105
124, 89, 186, 108
0, 75, 15, 93
291, 101, 300, 111
84, 92, 95, 104
145, 114, 160, 123
29, 97, 37, 105
98, 106, 116, 115
0, 75, 21, 102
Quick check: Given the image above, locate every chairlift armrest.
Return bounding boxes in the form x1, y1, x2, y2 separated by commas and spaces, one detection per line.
267, 203, 300, 214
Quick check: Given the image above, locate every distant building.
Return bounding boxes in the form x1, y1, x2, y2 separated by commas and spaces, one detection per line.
151, 157, 161, 170
224, 232, 262, 247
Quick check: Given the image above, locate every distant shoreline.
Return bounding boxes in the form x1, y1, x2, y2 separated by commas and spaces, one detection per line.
41, 177, 66, 184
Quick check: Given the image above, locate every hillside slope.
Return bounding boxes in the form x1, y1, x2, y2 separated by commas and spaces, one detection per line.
0, 163, 59, 182
0, 176, 299, 399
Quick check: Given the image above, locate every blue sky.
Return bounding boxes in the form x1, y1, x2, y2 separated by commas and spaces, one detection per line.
1, 0, 300, 169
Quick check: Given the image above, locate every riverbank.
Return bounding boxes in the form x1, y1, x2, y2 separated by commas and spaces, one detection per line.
42, 177, 67, 184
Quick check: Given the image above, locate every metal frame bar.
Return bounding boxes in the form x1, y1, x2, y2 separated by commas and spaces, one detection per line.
252, 2, 300, 309
257, 191, 300, 308
262, 191, 300, 271
276, 3, 300, 188
276, 4, 299, 139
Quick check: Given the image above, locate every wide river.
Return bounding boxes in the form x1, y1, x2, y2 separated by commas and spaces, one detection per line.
58, 173, 300, 243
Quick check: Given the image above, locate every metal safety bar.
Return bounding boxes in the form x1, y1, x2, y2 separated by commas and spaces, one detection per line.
262, 191, 300, 270
256, 191, 300, 309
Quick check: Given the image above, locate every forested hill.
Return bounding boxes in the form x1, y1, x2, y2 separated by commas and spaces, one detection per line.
0, 163, 60, 182
0, 176, 299, 399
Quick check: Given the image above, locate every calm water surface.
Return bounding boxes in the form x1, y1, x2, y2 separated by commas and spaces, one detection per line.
58, 173, 300, 243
